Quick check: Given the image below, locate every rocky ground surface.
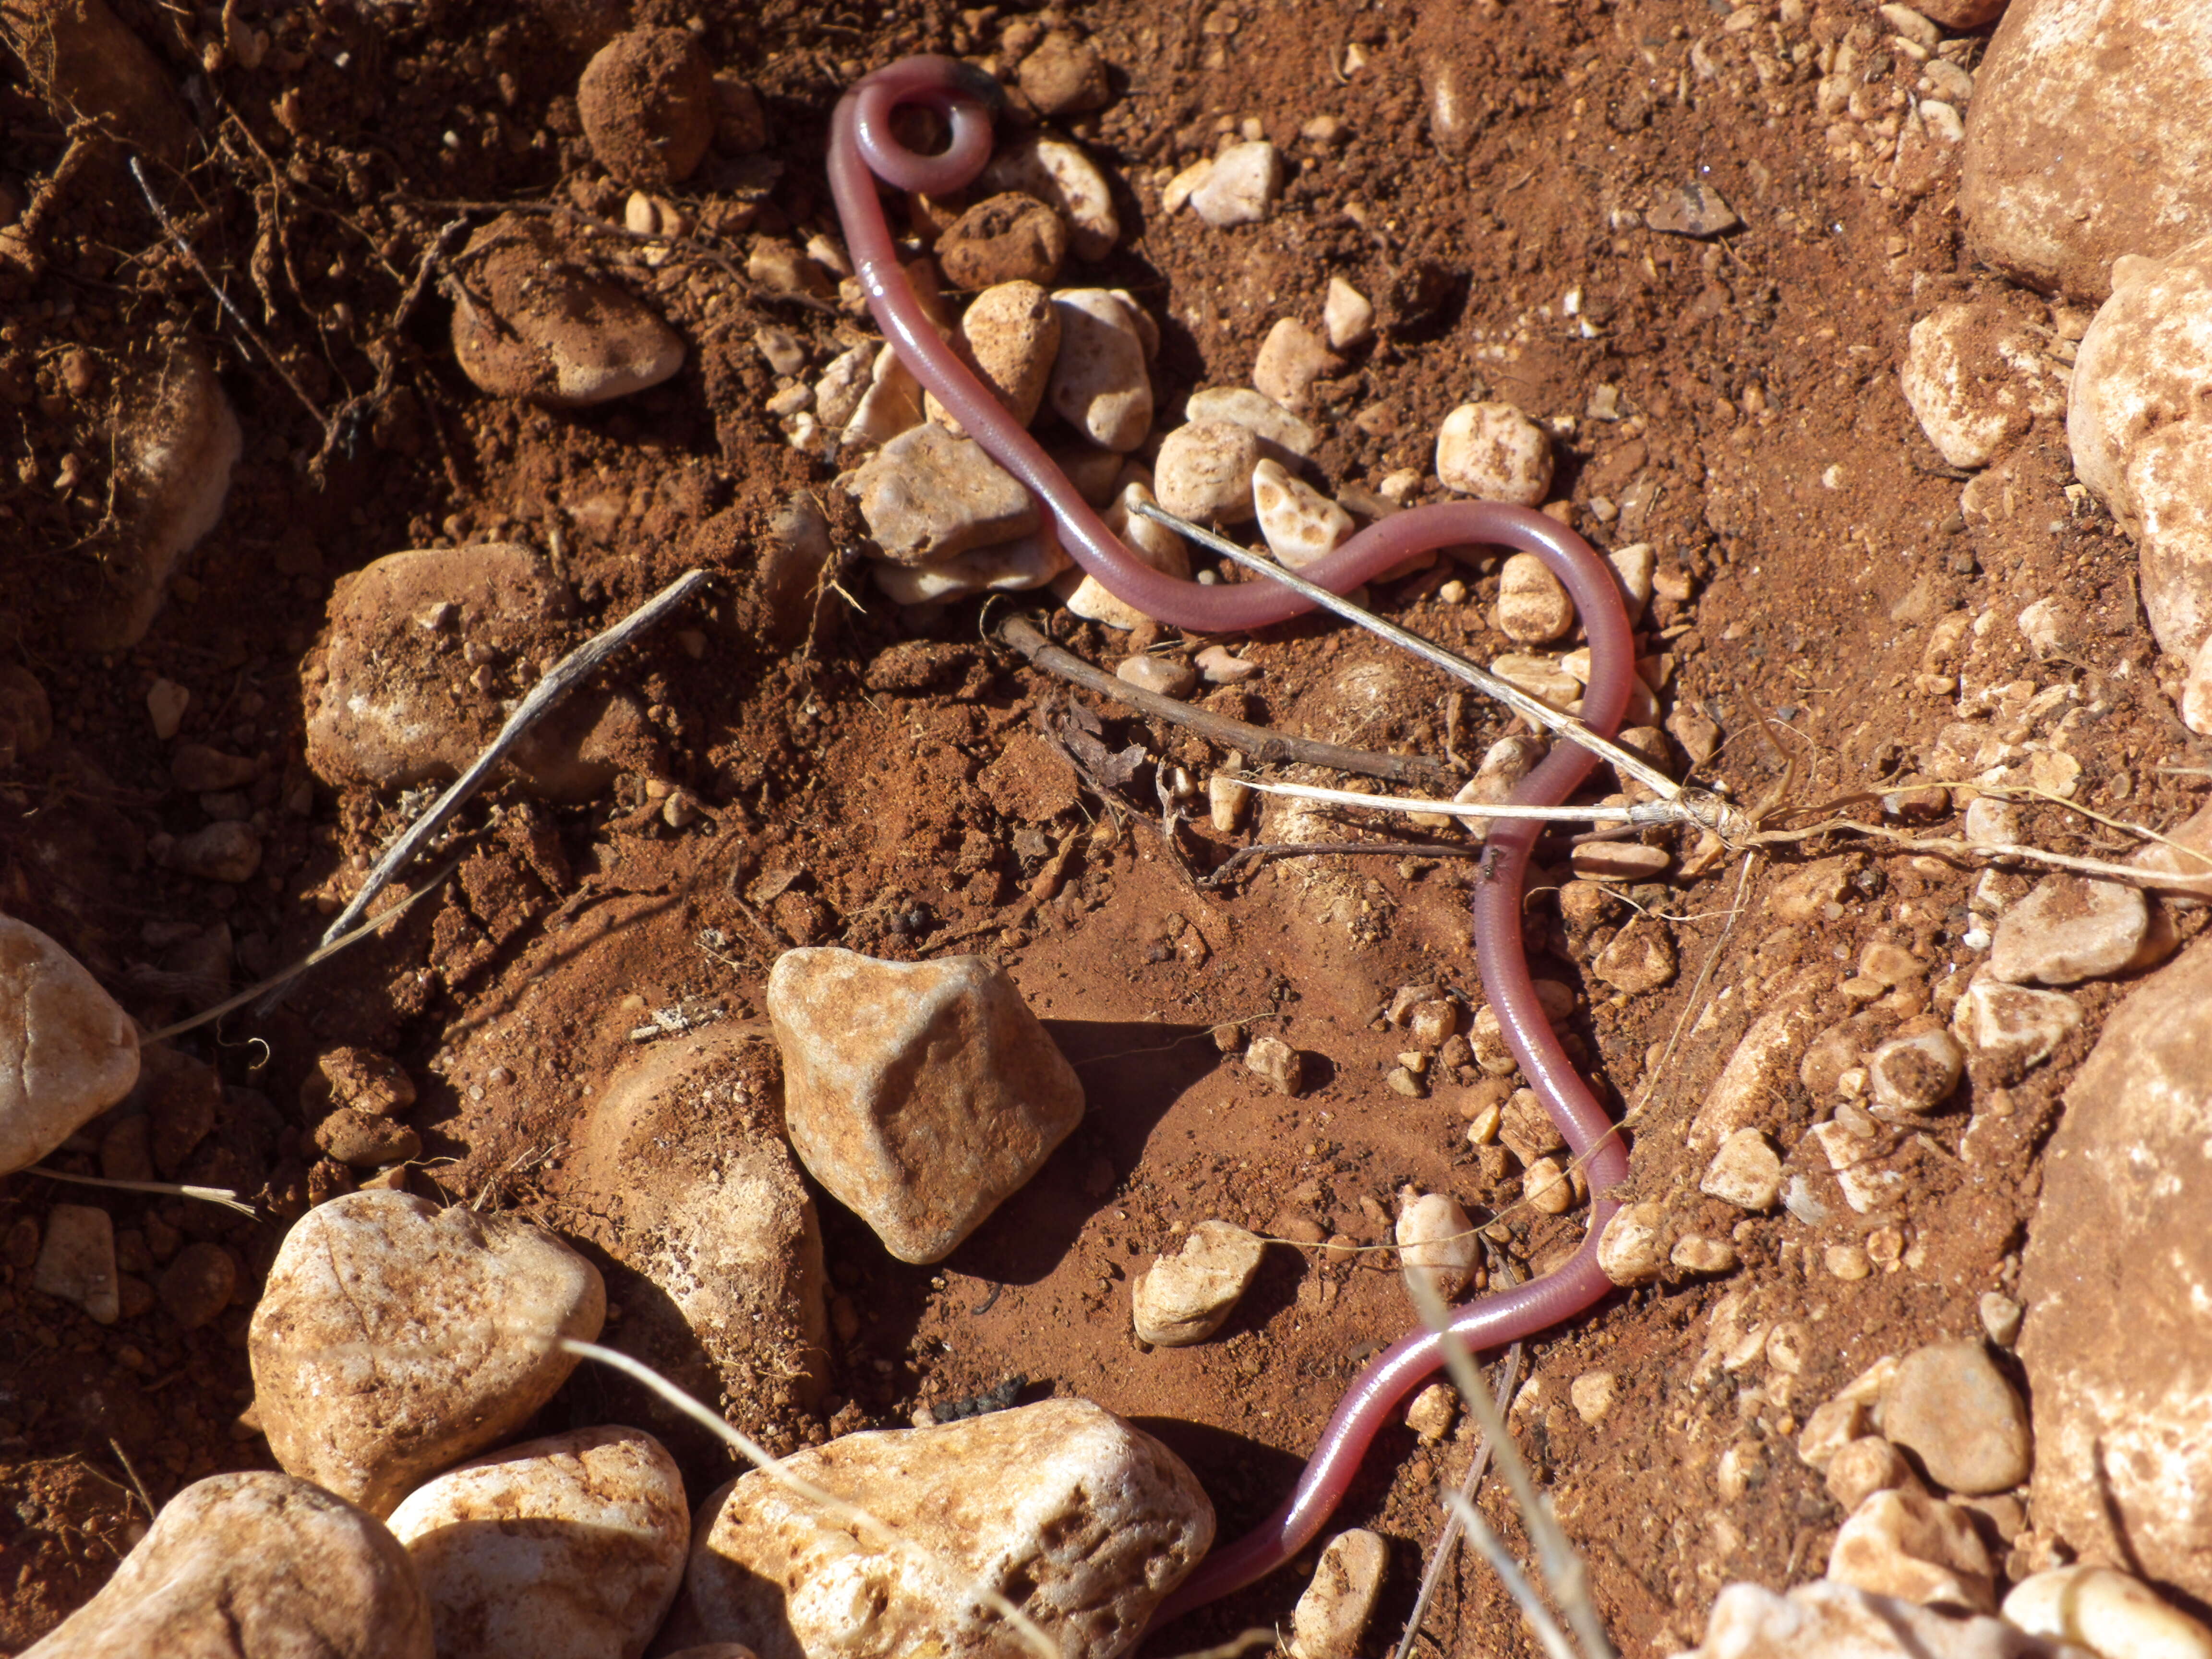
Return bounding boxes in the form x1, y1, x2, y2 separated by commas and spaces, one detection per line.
2, 0, 2211, 1656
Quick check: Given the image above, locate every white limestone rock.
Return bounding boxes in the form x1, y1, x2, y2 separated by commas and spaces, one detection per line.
1189, 142, 1283, 228
1252, 458, 1354, 569
2068, 234, 2212, 663
1961, 0, 2212, 302
1132, 1220, 1265, 1346
1668, 1579, 2087, 1659
0, 916, 140, 1177
2004, 1566, 2212, 1659
1156, 421, 1262, 523
248, 1190, 606, 1517
1288, 1530, 1387, 1659
1436, 401, 1552, 505
25, 1471, 433, 1659
1047, 289, 1153, 452
1900, 296, 2068, 470
766, 948, 1083, 1264
386, 1426, 688, 1659
682, 1399, 1212, 1659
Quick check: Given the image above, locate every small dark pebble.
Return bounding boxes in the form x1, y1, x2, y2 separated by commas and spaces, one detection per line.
934, 1375, 1028, 1421
159, 1242, 238, 1330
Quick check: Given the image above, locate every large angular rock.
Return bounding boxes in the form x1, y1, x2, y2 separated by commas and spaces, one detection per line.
846, 422, 1041, 565
766, 949, 1083, 1263
0, 916, 140, 1176
25, 1470, 433, 1659
557, 1026, 828, 1443
303, 543, 657, 802
249, 1190, 605, 1518
1666, 1580, 2084, 1659
451, 216, 685, 407
2020, 937, 2212, 1601
1960, 0, 2212, 303
2068, 233, 2212, 662
681, 1399, 1212, 1659
386, 1426, 688, 1659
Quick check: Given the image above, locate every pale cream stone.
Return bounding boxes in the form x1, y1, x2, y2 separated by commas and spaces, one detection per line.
1046, 289, 1153, 453
1323, 277, 1374, 350
1185, 386, 1318, 458
1287, 1529, 1386, 1659
1495, 551, 1575, 642
1252, 317, 1342, 411
1701, 1128, 1783, 1211
682, 1400, 1212, 1659
1156, 421, 1262, 522
2004, 1565, 2212, 1659
0, 916, 141, 1177
1436, 402, 1553, 505
1252, 458, 1354, 568
1189, 142, 1282, 227
1132, 1221, 1266, 1346
983, 136, 1120, 261
1396, 1191, 1478, 1302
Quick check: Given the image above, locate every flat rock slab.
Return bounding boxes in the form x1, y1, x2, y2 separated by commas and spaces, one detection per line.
2020, 936, 2212, 1602
767, 948, 1084, 1264
27, 1470, 433, 1659
0, 916, 140, 1177
249, 1190, 605, 1517
682, 1399, 1212, 1659
386, 1425, 688, 1659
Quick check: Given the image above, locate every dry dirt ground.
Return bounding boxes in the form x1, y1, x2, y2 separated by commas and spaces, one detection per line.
1, 0, 2206, 1653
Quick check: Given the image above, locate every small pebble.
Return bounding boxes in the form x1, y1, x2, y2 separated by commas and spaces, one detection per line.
1495, 552, 1575, 642
1252, 458, 1353, 567
452, 216, 685, 407
1988, 876, 2150, 986
1881, 1339, 2032, 1495
1608, 542, 1656, 622
145, 677, 190, 739
576, 28, 714, 187
1491, 652, 1582, 708
936, 192, 1068, 289
1827, 1487, 1996, 1611
1435, 401, 1552, 505
1047, 289, 1152, 451
1155, 421, 1262, 522
1189, 142, 1283, 227
982, 136, 1119, 261
1978, 1291, 2024, 1348
1597, 1202, 1666, 1286
1287, 1529, 1386, 1659
1244, 1035, 1304, 1096
1184, 385, 1317, 458
1524, 1154, 1575, 1214
1570, 1371, 1619, 1424
1208, 773, 1251, 833
1132, 1220, 1265, 1346
1405, 1382, 1457, 1442
2005, 1565, 2212, 1659
935, 280, 1059, 431
1396, 1191, 1478, 1301
164, 821, 262, 883
32, 1203, 119, 1323
1252, 317, 1341, 411
755, 324, 807, 377
1671, 1235, 1739, 1275
1826, 1436, 1919, 1511
848, 422, 1040, 562
1117, 655, 1197, 698
158, 1240, 238, 1330
1701, 1128, 1782, 1211
1017, 29, 1111, 117
1323, 278, 1374, 350
1867, 1026, 1965, 1114
1593, 917, 1676, 994
1644, 181, 1742, 238
1195, 644, 1260, 684
250, 1190, 605, 1516
0, 917, 142, 1178
388, 1425, 689, 1659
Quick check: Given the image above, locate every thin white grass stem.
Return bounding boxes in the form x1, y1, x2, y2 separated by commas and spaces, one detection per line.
304, 570, 710, 961
24, 1166, 255, 1216
557, 1339, 1062, 1659
1443, 1492, 1579, 1659
1131, 499, 1683, 802
1408, 1276, 1614, 1659
1237, 778, 1658, 826
145, 854, 464, 1042
1392, 1335, 1523, 1659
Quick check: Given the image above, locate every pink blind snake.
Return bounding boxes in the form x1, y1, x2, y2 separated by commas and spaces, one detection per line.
829, 55, 1635, 1623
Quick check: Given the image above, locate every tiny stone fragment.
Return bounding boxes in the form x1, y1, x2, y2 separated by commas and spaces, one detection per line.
1597, 1201, 1666, 1286
1244, 1035, 1304, 1096
1189, 142, 1283, 228
1436, 402, 1552, 505
1571, 1371, 1619, 1423
1645, 182, 1741, 238
1867, 1027, 1965, 1114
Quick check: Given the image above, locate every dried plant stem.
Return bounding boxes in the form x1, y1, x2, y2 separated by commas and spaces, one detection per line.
24, 1166, 254, 1217
1408, 1274, 1614, 1659
996, 616, 1455, 787
308, 570, 710, 956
